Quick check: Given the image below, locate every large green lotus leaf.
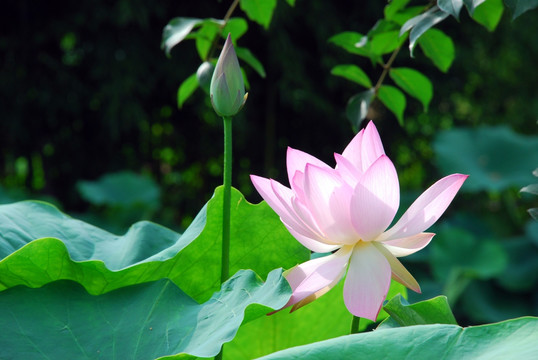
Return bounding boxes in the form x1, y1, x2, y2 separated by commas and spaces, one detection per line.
224, 279, 407, 360
461, 281, 535, 324
0, 187, 309, 300
76, 171, 161, 208
256, 317, 538, 360
433, 126, 538, 192
0, 269, 289, 360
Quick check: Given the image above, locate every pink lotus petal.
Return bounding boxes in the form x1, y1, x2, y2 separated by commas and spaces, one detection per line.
374, 242, 420, 293
341, 121, 385, 173
343, 243, 391, 321
269, 179, 324, 239
341, 127, 365, 171
334, 153, 360, 186
350, 155, 400, 241
379, 174, 468, 241
304, 164, 358, 245
285, 246, 352, 307
290, 268, 344, 312
287, 147, 331, 191
284, 223, 341, 253
251, 175, 310, 237
360, 121, 386, 172
380, 233, 435, 257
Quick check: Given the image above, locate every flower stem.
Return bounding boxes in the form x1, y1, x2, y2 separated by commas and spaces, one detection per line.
350, 315, 361, 334
221, 116, 233, 284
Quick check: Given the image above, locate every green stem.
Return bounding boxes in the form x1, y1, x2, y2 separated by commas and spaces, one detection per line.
221, 116, 233, 284
350, 315, 361, 334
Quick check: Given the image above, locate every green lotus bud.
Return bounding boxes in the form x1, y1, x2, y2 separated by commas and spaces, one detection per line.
210, 34, 247, 117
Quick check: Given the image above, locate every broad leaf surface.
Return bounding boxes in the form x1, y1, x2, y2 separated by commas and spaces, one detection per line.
0, 269, 290, 360
225, 279, 407, 360
389, 67, 433, 111
433, 126, 538, 192
240, 0, 277, 29
195, 20, 221, 60
222, 18, 249, 42
329, 32, 377, 60
257, 317, 538, 359
76, 171, 160, 208
236, 47, 266, 78
0, 187, 309, 300
369, 30, 406, 55
377, 85, 406, 125
417, 28, 455, 72
161, 17, 203, 56
331, 64, 372, 88
177, 73, 198, 108
472, 0, 504, 31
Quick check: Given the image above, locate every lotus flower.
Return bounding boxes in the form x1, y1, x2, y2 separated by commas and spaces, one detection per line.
250, 121, 467, 321
210, 33, 247, 117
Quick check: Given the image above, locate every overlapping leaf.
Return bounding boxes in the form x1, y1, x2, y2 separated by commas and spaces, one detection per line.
0, 269, 290, 360
0, 187, 309, 301
257, 317, 538, 359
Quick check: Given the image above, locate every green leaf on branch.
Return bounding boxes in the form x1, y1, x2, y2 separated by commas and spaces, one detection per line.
417, 28, 455, 72
331, 65, 372, 88
377, 85, 406, 125
256, 317, 538, 359
378, 294, 457, 329
223, 18, 249, 41
224, 279, 407, 360
236, 47, 266, 78
177, 73, 198, 108
346, 89, 376, 132
195, 20, 222, 60
463, 0, 487, 15
0, 269, 290, 359
0, 187, 309, 301
161, 17, 203, 57
400, 7, 450, 56
370, 30, 406, 55
505, 0, 538, 19
240, 0, 277, 29
384, 0, 411, 20
329, 32, 377, 60
389, 67, 433, 111
438, 0, 464, 19
472, 0, 504, 31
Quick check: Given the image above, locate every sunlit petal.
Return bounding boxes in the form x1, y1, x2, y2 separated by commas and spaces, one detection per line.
351, 155, 399, 241
285, 246, 352, 307
287, 147, 331, 192
379, 174, 468, 241
380, 233, 435, 257
304, 164, 357, 244
343, 243, 391, 321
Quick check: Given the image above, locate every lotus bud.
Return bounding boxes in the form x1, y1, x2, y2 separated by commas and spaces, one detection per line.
210, 34, 247, 117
